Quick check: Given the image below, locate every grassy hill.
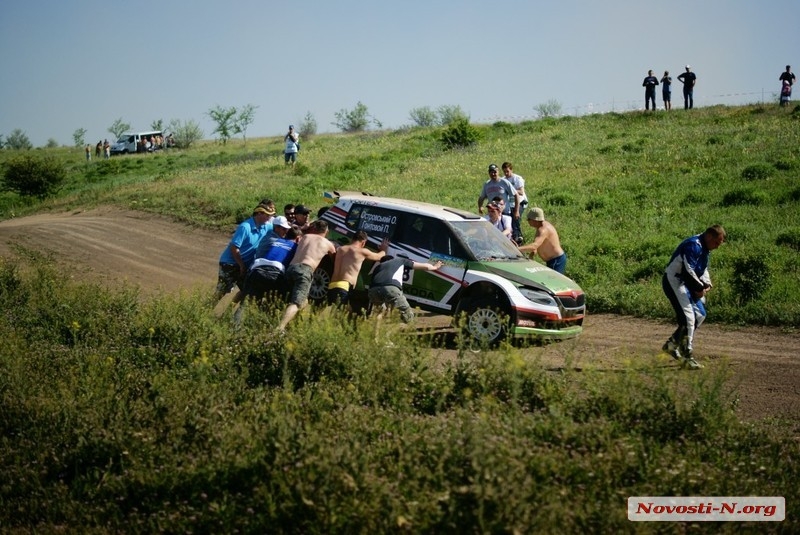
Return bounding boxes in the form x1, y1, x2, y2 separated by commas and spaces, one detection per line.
4, 103, 799, 327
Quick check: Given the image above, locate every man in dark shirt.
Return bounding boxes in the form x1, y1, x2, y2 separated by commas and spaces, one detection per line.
367, 256, 442, 323
677, 65, 697, 109
642, 70, 659, 111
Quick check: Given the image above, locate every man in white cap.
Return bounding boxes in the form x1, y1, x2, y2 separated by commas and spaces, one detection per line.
284, 125, 299, 166
677, 65, 696, 109
517, 207, 567, 274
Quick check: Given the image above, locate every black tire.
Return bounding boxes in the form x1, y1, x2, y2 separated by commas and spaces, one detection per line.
461, 297, 511, 346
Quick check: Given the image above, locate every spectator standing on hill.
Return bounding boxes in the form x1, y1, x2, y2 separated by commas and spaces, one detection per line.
213, 204, 274, 304
84, 144, 91, 161
284, 125, 299, 167
502, 162, 528, 244
517, 207, 567, 274
95, 141, 102, 158
327, 231, 389, 308
677, 65, 696, 109
103, 139, 110, 159
642, 70, 659, 110
276, 220, 337, 331
661, 225, 726, 370
779, 65, 795, 106
477, 164, 520, 221
661, 70, 672, 110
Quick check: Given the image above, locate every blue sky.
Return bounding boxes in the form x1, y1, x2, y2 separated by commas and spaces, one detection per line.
1, 0, 798, 147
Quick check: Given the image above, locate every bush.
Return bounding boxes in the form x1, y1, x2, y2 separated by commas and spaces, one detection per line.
741, 163, 773, 180
776, 230, 800, 251
168, 119, 204, 149
731, 255, 771, 303
2, 155, 67, 198
721, 188, 766, 207
440, 118, 480, 149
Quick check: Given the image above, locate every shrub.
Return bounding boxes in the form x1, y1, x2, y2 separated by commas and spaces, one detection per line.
721, 188, 766, 207
408, 106, 437, 127
440, 118, 480, 149
297, 111, 318, 138
436, 104, 469, 126
776, 230, 800, 251
2, 155, 67, 198
168, 119, 204, 149
741, 163, 773, 180
731, 255, 771, 303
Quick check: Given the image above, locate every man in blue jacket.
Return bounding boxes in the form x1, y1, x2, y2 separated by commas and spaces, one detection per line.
662, 225, 726, 369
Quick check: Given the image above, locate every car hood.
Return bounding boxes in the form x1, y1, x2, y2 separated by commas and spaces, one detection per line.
476, 260, 582, 294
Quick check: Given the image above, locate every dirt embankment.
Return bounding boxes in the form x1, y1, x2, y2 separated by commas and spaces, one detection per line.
1, 207, 798, 428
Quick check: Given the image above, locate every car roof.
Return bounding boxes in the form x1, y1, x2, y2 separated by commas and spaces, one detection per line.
328, 190, 481, 222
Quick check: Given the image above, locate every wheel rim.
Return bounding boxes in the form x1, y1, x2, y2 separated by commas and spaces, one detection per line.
467, 307, 503, 342
309, 267, 331, 302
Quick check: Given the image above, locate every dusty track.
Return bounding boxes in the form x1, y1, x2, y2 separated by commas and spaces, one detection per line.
2, 207, 798, 428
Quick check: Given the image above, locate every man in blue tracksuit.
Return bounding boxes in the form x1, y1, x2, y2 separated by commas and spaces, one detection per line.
662, 225, 726, 369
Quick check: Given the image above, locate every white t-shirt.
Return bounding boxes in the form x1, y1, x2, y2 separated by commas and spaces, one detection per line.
506, 173, 528, 204
484, 214, 512, 235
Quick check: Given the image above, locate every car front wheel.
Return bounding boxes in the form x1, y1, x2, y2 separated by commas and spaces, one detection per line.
461, 297, 510, 345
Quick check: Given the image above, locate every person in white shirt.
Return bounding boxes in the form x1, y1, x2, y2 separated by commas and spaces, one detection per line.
502, 162, 528, 245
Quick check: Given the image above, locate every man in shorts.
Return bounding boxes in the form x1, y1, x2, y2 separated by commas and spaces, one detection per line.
327, 231, 389, 309
276, 220, 337, 331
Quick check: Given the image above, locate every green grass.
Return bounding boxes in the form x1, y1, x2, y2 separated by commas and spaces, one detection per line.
2, 105, 800, 531
0, 260, 797, 532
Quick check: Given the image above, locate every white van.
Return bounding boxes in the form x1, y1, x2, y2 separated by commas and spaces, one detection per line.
109, 131, 163, 155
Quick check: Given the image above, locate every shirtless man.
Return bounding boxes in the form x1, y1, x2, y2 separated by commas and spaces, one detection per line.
517, 207, 567, 274
327, 231, 389, 307
276, 220, 337, 331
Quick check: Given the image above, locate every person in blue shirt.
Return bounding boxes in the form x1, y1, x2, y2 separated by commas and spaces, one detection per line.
213, 204, 273, 303
662, 225, 726, 369
660, 70, 672, 110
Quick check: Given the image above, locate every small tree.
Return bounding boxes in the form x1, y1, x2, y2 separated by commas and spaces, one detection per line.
167, 119, 204, 149
533, 99, 562, 118
332, 101, 378, 133
437, 104, 469, 126
298, 111, 318, 139
208, 105, 238, 144
3, 155, 66, 198
72, 128, 87, 148
234, 104, 258, 145
108, 118, 131, 139
5, 129, 32, 150
0, 135, 4, 149
46, 138, 59, 149
409, 106, 437, 127
151, 119, 164, 131
441, 118, 481, 149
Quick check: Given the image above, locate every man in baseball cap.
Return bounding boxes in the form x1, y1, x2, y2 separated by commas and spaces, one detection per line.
518, 207, 567, 274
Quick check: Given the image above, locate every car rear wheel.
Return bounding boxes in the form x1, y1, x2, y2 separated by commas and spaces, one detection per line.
309, 258, 332, 304
462, 297, 510, 346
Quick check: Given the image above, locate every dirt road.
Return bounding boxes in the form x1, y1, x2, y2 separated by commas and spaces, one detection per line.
2, 207, 798, 427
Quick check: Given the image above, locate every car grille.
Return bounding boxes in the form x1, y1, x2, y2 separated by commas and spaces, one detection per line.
555, 293, 585, 309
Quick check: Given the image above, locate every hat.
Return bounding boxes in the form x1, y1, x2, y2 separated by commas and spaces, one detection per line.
289, 124, 295, 129
294, 204, 311, 215
488, 164, 499, 172
272, 215, 292, 229
527, 207, 545, 221
685, 64, 691, 69
253, 205, 275, 216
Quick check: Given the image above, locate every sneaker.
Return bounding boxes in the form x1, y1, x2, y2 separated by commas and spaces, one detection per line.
680, 351, 704, 370
682, 357, 703, 370
661, 339, 681, 360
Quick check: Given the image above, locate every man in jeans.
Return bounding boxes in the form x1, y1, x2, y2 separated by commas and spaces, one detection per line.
502, 162, 528, 245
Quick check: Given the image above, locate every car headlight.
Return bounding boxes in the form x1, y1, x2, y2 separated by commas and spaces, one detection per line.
519, 288, 557, 307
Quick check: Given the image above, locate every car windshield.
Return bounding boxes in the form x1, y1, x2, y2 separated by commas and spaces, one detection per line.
451, 220, 525, 261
